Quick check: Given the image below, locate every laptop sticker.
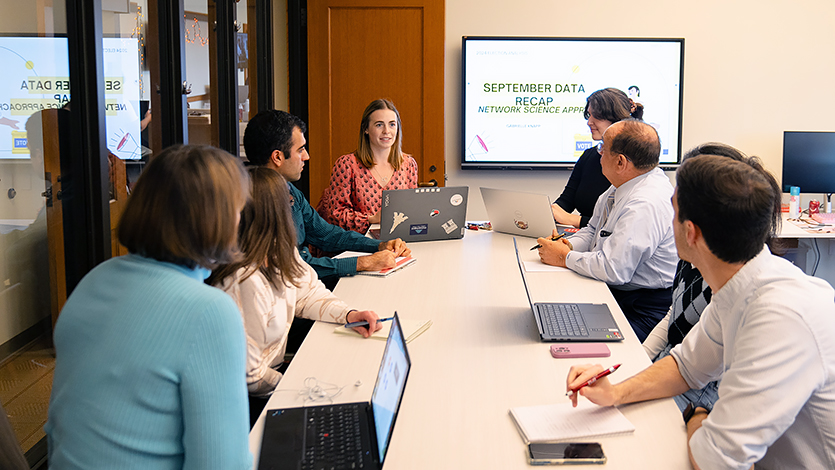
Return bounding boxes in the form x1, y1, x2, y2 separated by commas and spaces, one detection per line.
410, 224, 428, 235
450, 194, 464, 206
429, 209, 440, 217
442, 219, 458, 234
514, 210, 529, 230
390, 211, 409, 234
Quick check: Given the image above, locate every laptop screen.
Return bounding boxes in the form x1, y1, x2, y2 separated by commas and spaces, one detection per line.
370, 314, 411, 463
512, 237, 536, 310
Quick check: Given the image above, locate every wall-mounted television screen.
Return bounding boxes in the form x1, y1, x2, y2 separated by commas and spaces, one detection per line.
461, 36, 684, 170
0, 35, 142, 160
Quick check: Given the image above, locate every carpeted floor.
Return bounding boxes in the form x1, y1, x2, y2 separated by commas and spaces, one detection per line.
0, 335, 54, 454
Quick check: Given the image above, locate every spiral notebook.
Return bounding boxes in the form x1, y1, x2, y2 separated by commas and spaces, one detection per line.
334, 251, 417, 277
509, 401, 635, 444
358, 256, 416, 277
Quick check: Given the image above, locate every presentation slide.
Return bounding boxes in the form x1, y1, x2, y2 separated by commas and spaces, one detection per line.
462, 38, 683, 168
0, 36, 142, 160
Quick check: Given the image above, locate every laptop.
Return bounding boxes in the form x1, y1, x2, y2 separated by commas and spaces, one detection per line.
378, 187, 469, 242
480, 187, 574, 238
258, 313, 411, 470
512, 238, 624, 342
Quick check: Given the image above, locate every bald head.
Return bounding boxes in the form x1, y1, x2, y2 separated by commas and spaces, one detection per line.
605, 119, 661, 171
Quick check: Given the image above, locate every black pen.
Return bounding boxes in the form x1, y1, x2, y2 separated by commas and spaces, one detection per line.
531, 232, 565, 250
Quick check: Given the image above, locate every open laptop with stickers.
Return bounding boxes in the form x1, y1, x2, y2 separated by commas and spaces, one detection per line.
378, 187, 469, 242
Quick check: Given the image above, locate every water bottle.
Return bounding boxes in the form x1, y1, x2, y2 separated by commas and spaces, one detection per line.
789, 186, 800, 218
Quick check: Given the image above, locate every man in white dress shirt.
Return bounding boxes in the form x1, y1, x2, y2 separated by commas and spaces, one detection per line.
566, 153, 835, 470
538, 119, 677, 341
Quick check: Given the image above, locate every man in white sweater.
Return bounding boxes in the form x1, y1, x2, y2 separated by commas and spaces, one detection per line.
566, 152, 835, 469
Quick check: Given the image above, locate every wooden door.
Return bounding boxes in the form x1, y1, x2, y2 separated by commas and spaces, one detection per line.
40, 110, 67, 327
307, 0, 445, 207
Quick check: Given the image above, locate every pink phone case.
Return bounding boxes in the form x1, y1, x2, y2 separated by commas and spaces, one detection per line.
550, 343, 611, 358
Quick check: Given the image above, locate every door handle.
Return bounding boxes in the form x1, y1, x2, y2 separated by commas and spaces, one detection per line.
41, 175, 53, 207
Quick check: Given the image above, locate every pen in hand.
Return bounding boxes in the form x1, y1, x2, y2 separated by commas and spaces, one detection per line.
566, 364, 621, 397
531, 232, 565, 251
344, 316, 395, 329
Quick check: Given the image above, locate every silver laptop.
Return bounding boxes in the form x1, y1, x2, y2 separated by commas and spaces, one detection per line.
480, 187, 570, 238
513, 238, 624, 342
258, 313, 411, 470
379, 187, 469, 242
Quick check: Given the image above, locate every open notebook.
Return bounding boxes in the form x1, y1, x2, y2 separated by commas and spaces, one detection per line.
335, 318, 432, 344
509, 401, 634, 444
358, 256, 416, 277
334, 251, 416, 277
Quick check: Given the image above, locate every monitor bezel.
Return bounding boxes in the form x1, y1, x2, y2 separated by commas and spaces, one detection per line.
460, 35, 685, 171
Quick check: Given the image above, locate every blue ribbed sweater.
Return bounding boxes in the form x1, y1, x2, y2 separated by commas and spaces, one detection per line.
46, 254, 252, 469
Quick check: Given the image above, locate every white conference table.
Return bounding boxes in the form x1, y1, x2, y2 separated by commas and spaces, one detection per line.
250, 230, 688, 469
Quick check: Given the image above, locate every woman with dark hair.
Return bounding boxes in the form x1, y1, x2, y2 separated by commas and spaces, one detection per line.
211, 167, 381, 422
317, 99, 418, 234
46, 145, 252, 469
552, 88, 644, 228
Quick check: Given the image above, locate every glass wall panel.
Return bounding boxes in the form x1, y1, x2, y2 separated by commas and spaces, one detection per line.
101, 1, 148, 191
99, 1, 149, 262
0, 0, 67, 455
238, 0, 251, 158
184, 0, 213, 146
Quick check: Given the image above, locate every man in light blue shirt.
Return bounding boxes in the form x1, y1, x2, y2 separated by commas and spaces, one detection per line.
538, 119, 677, 341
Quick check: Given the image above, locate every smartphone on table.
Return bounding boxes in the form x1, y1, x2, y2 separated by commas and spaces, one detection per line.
528, 442, 606, 465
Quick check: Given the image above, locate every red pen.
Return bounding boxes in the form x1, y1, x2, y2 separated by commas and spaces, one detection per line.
566, 364, 621, 397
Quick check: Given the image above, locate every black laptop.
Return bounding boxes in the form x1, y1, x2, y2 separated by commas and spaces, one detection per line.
257, 313, 411, 470
513, 238, 624, 342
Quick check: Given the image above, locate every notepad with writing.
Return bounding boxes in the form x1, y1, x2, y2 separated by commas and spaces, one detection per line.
509, 401, 635, 444
356, 256, 416, 277
333, 251, 416, 277
334, 318, 432, 344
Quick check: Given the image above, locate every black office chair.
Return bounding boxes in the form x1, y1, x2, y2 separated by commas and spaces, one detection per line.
0, 403, 28, 470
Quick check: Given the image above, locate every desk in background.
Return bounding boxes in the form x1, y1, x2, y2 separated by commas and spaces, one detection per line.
249, 230, 688, 469
777, 213, 835, 287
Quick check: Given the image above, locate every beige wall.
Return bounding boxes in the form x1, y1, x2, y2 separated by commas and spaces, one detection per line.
0, 1, 66, 35
444, 0, 835, 218
273, 1, 835, 217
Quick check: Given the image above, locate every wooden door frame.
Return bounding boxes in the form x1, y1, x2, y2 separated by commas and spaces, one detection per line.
306, 0, 445, 208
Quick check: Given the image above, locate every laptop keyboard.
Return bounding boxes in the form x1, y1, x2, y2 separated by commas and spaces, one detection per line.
539, 303, 589, 337
302, 404, 366, 470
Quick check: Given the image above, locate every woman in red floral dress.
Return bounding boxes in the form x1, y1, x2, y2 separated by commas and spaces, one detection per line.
317, 99, 418, 234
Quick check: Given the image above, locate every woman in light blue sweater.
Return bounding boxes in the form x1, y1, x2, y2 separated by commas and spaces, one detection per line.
46, 145, 252, 469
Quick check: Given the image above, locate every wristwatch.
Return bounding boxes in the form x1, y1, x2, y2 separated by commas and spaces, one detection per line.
682, 402, 709, 424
